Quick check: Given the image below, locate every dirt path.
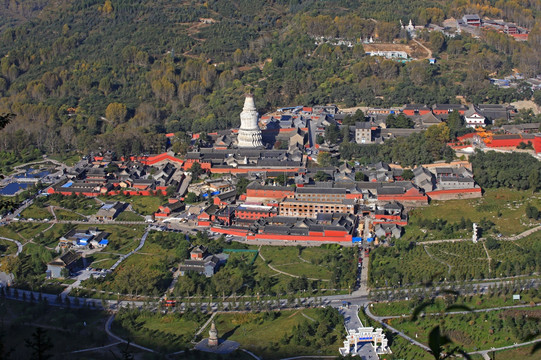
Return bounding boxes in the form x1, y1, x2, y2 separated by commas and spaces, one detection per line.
412, 39, 432, 59
482, 242, 492, 274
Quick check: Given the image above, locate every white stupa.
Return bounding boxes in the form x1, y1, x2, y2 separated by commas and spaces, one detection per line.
237, 94, 263, 148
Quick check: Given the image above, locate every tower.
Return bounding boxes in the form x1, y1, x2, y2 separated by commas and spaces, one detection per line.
237, 94, 263, 148
208, 320, 219, 347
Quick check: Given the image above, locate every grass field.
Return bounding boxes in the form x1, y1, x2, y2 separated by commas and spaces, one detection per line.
115, 211, 144, 222
0, 239, 17, 255
491, 344, 541, 359
100, 195, 162, 215
47, 153, 80, 166
213, 309, 343, 359
112, 310, 208, 353
389, 306, 541, 352
45, 196, 100, 216
404, 189, 541, 241
54, 208, 85, 221
82, 231, 172, 296
21, 205, 52, 219
86, 252, 119, 270
0, 222, 51, 242
258, 246, 335, 280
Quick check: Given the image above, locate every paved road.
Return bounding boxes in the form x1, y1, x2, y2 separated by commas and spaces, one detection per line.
338, 304, 380, 359
365, 305, 431, 352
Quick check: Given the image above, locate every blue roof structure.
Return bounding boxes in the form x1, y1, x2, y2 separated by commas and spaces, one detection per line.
0, 183, 29, 195
101, 203, 115, 210
62, 181, 74, 188
98, 239, 109, 245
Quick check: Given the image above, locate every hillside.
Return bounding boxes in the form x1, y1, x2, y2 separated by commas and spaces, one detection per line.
0, 0, 540, 158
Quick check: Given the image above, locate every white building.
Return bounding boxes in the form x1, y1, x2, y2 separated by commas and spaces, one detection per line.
366, 50, 408, 59
464, 108, 487, 128
237, 95, 263, 148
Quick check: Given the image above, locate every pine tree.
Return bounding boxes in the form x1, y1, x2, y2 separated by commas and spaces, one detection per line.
25, 327, 53, 360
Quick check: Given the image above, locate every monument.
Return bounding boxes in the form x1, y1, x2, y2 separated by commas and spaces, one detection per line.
194, 318, 239, 354
208, 320, 219, 347
237, 94, 263, 148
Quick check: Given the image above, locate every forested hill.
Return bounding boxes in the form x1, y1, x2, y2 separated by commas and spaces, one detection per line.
0, 0, 540, 158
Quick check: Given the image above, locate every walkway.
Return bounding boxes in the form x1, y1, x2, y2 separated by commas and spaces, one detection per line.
368, 303, 541, 321
109, 227, 150, 271
471, 338, 541, 358
412, 39, 432, 59
195, 312, 217, 336
105, 314, 158, 354
0, 236, 22, 256
421, 224, 541, 245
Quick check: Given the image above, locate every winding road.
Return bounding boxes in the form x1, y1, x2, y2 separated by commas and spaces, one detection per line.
0, 236, 22, 256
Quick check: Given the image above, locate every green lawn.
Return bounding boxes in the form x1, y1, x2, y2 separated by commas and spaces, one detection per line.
21, 205, 52, 220
100, 195, 162, 215
491, 344, 541, 360
112, 310, 208, 353
213, 308, 344, 359
259, 246, 335, 280
85, 252, 119, 270
0, 222, 51, 242
115, 211, 144, 222
389, 306, 541, 352
43, 196, 100, 216
0, 224, 21, 240
0, 239, 17, 255
54, 208, 85, 221
47, 153, 80, 166
82, 232, 173, 296
404, 189, 541, 241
